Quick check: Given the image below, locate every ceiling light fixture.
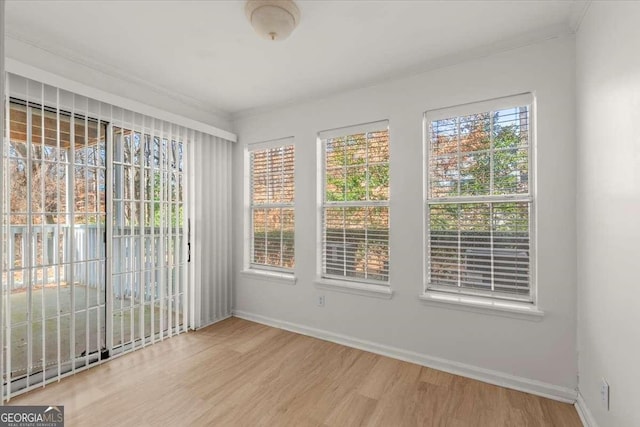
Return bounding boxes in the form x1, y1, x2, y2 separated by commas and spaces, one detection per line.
245, 0, 300, 41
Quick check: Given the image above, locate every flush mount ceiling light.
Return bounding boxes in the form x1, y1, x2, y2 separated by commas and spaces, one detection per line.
245, 0, 300, 41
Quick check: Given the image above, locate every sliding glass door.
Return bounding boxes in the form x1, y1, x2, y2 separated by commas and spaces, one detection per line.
2, 77, 189, 398
111, 125, 187, 351
2, 99, 107, 393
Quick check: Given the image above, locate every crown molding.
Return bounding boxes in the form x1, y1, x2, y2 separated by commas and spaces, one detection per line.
5, 32, 232, 124
568, 1, 592, 33
6, 58, 237, 142
6, 13, 577, 125
231, 22, 574, 121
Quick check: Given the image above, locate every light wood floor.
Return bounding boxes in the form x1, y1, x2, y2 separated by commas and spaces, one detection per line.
11, 317, 582, 426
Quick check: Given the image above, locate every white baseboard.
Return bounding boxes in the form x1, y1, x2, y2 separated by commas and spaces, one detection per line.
575, 392, 598, 427
233, 310, 578, 403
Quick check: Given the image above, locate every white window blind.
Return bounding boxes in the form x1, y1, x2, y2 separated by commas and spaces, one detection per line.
249, 142, 295, 272
320, 121, 390, 284
425, 94, 534, 302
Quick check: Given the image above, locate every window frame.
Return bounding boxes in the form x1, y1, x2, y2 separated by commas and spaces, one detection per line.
245, 137, 295, 276
423, 93, 537, 304
317, 120, 391, 288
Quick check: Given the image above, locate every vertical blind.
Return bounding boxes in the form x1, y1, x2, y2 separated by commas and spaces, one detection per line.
249, 141, 295, 272
0, 72, 234, 400
110, 120, 189, 354
191, 134, 233, 328
2, 81, 110, 397
425, 94, 533, 301
319, 121, 390, 284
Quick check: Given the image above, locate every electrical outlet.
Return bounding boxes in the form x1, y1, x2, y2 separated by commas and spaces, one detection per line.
601, 378, 610, 410
317, 295, 325, 307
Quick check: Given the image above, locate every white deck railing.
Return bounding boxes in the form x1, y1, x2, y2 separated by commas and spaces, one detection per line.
4, 225, 183, 300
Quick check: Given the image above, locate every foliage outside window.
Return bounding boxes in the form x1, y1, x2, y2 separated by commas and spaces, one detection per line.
320, 121, 390, 284
249, 143, 295, 272
4, 101, 107, 288
426, 94, 533, 301
112, 128, 185, 229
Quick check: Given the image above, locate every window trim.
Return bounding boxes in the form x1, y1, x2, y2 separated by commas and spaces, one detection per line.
423, 93, 537, 305
317, 120, 391, 287
418, 292, 544, 320
240, 268, 297, 285
244, 137, 295, 277
314, 277, 393, 299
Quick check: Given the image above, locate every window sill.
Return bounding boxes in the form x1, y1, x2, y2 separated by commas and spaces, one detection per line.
418, 292, 544, 321
240, 269, 297, 285
314, 277, 393, 299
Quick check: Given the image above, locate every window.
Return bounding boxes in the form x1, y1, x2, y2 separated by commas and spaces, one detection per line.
319, 121, 390, 285
248, 140, 295, 272
425, 94, 534, 302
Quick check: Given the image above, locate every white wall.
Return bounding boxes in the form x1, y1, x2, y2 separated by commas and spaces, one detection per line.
232, 37, 578, 396
576, 3, 640, 426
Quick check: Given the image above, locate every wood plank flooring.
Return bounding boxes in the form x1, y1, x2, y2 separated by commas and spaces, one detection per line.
10, 317, 582, 426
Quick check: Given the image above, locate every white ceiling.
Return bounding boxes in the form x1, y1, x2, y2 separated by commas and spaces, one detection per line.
6, 0, 587, 118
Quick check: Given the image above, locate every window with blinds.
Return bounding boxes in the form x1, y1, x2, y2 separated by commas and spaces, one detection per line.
425, 94, 534, 302
249, 142, 295, 272
320, 121, 390, 284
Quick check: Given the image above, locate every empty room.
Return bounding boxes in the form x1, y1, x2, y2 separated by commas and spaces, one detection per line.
0, 0, 637, 426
